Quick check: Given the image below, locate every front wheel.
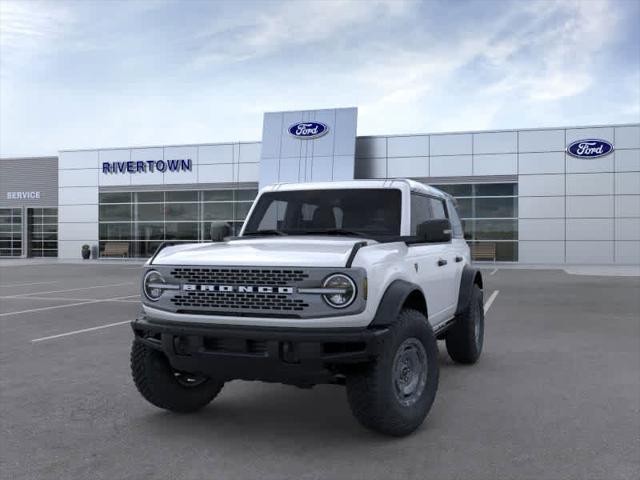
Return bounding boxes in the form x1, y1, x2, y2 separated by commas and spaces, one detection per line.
346, 309, 439, 436
131, 341, 224, 413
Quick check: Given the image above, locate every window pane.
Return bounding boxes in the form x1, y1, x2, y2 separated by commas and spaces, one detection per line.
446, 199, 464, 238
99, 222, 131, 240
474, 183, 517, 197
431, 184, 472, 197
244, 189, 401, 238
135, 191, 164, 203
165, 203, 198, 221
236, 189, 258, 201
202, 190, 233, 201
234, 202, 252, 220
429, 198, 447, 219
410, 194, 432, 234
99, 204, 131, 221
166, 191, 198, 202
469, 241, 518, 261
42, 208, 57, 216
100, 241, 132, 258
133, 241, 162, 258
99, 192, 132, 203
457, 198, 473, 218
135, 223, 165, 241
134, 203, 164, 221
165, 222, 199, 240
467, 219, 517, 240
474, 198, 517, 218
202, 203, 233, 221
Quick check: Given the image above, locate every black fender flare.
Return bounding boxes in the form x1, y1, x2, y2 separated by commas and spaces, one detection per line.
455, 265, 483, 315
369, 280, 428, 327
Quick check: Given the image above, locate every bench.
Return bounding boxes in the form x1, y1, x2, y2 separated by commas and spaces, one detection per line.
471, 243, 496, 262
102, 242, 129, 258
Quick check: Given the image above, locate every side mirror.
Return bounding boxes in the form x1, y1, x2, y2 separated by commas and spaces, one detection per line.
416, 219, 452, 243
210, 221, 232, 242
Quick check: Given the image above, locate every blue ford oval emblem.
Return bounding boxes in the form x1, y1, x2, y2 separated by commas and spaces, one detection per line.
567, 139, 614, 158
288, 122, 328, 139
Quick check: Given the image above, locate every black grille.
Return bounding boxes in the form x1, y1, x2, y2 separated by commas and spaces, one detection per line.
170, 267, 309, 286
171, 292, 309, 312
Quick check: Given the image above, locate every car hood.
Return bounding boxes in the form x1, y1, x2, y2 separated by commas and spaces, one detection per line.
150, 236, 372, 267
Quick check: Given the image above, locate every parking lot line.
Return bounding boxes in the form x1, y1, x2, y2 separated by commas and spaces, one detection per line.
484, 290, 500, 313
0, 295, 137, 317
0, 281, 58, 288
0, 295, 139, 302
5, 282, 135, 298
31, 321, 131, 343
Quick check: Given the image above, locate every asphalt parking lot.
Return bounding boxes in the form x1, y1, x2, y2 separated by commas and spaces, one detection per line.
0, 262, 638, 480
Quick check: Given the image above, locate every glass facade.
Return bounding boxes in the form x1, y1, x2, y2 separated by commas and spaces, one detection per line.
27, 208, 58, 257
98, 188, 258, 258
432, 183, 518, 262
0, 208, 23, 257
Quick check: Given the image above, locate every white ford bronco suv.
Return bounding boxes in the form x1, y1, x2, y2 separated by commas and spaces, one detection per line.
131, 179, 484, 436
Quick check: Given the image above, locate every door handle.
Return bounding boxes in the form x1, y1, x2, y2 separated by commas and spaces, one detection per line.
455, 256, 463, 263
437, 259, 448, 267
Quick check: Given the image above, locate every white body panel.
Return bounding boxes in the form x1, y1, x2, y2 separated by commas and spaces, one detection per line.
144, 179, 470, 329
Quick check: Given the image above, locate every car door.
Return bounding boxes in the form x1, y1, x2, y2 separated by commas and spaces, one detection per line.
446, 197, 468, 304
427, 197, 459, 320
405, 193, 451, 326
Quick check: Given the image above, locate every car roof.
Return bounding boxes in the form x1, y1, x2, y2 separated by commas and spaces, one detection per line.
262, 179, 449, 199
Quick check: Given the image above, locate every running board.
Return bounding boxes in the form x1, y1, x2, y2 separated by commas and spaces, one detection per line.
433, 318, 456, 337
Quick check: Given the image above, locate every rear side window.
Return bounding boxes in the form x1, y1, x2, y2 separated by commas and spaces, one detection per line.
410, 194, 432, 235
429, 198, 447, 219
446, 199, 464, 238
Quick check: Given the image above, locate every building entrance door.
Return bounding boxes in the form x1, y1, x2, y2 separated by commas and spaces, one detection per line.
26, 208, 58, 257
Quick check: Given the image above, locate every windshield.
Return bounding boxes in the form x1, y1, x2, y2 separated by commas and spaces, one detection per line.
242, 188, 401, 239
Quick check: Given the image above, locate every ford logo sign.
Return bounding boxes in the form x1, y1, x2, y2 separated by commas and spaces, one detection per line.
567, 139, 614, 159
288, 122, 328, 139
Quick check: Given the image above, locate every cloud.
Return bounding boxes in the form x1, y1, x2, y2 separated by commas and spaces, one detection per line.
0, 0, 637, 156
0, 0, 73, 68
190, 0, 409, 67
356, 0, 624, 133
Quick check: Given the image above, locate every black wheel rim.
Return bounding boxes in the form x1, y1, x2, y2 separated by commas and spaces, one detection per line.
173, 371, 208, 388
392, 338, 428, 407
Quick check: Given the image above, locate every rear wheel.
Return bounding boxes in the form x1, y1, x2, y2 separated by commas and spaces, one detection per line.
445, 284, 484, 364
346, 309, 439, 436
131, 341, 224, 413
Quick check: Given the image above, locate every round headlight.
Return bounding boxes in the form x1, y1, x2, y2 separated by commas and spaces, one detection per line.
143, 270, 165, 301
322, 273, 357, 308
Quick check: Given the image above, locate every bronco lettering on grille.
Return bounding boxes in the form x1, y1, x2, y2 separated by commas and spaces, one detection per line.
182, 284, 295, 294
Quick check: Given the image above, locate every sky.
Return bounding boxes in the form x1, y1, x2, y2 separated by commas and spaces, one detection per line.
0, 0, 638, 157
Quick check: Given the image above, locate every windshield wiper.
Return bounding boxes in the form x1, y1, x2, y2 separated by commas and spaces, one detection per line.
297, 229, 367, 238
242, 229, 287, 237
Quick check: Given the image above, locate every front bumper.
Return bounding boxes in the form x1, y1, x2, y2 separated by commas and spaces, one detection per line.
131, 316, 390, 386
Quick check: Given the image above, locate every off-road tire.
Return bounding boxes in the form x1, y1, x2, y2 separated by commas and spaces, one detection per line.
445, 284, 484, 364
131, 341, 224, 413
346, 309, 439, 437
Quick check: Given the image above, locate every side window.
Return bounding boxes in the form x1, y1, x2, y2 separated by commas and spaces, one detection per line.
410, 194, 432, 235
429, 198, 447, 219
446, 199, 464, 238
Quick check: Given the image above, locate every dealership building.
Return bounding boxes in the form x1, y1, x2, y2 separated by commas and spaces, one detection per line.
1, 107, 639, 264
